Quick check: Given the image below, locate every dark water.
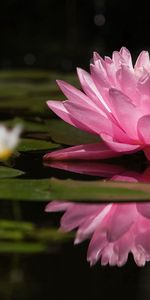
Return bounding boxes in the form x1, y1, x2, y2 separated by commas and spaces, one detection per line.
1, 240, 150, 300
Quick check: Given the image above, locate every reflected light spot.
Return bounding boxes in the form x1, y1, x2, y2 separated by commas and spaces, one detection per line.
94, 14, 105, 26
24, 53, 36, 65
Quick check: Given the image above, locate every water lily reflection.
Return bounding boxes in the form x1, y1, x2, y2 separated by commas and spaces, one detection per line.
46, 201, 150, 267
46, 161, 150, 267
45, 159, 150, 182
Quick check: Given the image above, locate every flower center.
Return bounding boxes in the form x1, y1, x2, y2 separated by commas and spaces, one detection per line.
0, 148, 12, 160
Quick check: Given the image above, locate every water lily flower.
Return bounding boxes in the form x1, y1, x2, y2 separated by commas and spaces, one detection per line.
46, 201, 150, 267
0, 124, 22, 160
44, 47, 150, 161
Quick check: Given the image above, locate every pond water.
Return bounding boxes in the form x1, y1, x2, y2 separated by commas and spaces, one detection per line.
1, 71, 150, 300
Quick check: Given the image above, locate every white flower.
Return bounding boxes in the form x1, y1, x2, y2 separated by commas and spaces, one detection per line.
0, 124, 22, 160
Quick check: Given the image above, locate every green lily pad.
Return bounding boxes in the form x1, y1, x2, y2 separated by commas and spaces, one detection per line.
18, 138, 58, 151
50, 178, 150, 202
0, 178, 51, 201
0, 220, 34, 230
47, 119, 100, 145
0, 71, 78, 118
0, 70, 50, 82
0, 70, 77, 84
0, 83, 60, 118
0, 166, 24, 179
0, 242, 46, 253
0, 220, 72, 243
1, 176, 150, 202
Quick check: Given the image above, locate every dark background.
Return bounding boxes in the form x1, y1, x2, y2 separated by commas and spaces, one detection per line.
1, 0, 150, 70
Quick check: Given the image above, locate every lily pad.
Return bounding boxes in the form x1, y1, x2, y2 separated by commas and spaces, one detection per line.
0, 220, 72, 243
47, 119, 100, 145
0, 178, 51, 201
18, 138, 58, 151
50, 178, 150, 202
0, 71, 77, 118
0, 166, 24, 179
0, 242, 46, 253
1, 177, 150, 202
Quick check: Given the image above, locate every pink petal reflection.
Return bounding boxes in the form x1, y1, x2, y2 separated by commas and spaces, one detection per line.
44, 160, 125, 177
46, 200, 150, 267
45, 161, 150, 267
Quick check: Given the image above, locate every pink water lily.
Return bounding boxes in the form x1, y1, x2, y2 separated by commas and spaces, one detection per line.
44, 47, 150, 161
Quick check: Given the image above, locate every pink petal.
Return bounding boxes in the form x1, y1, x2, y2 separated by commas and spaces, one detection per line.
90, 64, 113, 110
87, 231, 107, 266
135, 231, 150, 254
116, 65, 137, 101
138, 73, 150, 96
101, 244, 118, 266
77, 68, 110, 112
90, 62, 110, 88
137, 203, 150, 219
75, 204, 112, 244
107, 204, 137, 242
137, 75, 150, 113
43, 142, 120, 161
135, 51, 150, 70
119, 47, 133, 68
143, 146, 150, 160
101, 133, 141, 153
112, 51, 122, 69
47, 100, 76, 127
61, 204, 101, 232
64, 101, 113, 136
93, 51, 103, 63
45, 201, 73, 212
137, 115, 150, 144
112, 170, 145, 183
111, 175, 139, 183
133, 231, 150, 266
113, 233, 132, 266
109, 88, 142, 140
47, 100, 97, 134
100, 244, 113, 266
56, 80, 104, 113
105, 58, 118, 86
